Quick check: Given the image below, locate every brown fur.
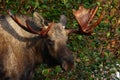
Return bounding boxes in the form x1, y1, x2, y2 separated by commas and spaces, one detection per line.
0, 14, 74, 80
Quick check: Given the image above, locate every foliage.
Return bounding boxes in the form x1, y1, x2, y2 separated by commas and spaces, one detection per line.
0, 0, 120, 80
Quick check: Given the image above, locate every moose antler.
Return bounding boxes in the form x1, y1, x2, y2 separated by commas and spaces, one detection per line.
7, 10, 54, 36
67, 5, 103, 35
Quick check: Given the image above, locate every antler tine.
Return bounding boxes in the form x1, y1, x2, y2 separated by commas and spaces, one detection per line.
26, 20, 54, 36
88, 6, 98, 25
25, 20, 40, 34
85, 11, 103, 33
39, 21, 54, 36
7, 10, 33, 33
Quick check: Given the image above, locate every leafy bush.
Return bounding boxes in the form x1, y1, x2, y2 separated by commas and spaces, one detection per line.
0, 0, 119, 80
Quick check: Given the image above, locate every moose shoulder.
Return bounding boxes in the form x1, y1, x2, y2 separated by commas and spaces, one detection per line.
0, 5, 103, 80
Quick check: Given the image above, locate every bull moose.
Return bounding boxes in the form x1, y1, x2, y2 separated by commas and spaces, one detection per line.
0, 5, 103, 80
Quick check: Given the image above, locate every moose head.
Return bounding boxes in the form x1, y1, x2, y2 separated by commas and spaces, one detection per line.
7, 5, 103, 71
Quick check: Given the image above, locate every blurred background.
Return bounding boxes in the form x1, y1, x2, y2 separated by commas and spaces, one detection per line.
0, 0, 120, 80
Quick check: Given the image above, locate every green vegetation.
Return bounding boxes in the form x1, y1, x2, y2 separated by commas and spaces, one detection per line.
0, 0, 120, 80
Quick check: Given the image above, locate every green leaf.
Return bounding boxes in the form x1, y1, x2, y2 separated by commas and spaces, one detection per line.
77, 35, 82, 40
41, 5, 48, 9
55, 66, 61, 73
35, 1, 39, 8
96, 2, 101, 6
6, 0, 9, 3
106, 32, 110, 38
45, 78, 51, 80
42, 69, 49, 75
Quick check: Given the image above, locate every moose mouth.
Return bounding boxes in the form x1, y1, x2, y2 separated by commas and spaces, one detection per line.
57, 54, 74, 71
61, 61, 74, 71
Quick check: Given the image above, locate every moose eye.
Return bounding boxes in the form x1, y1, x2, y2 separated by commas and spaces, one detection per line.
48, 39, 55, 45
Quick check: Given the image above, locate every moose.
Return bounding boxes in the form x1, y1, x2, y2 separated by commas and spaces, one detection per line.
0, 5, 103, 80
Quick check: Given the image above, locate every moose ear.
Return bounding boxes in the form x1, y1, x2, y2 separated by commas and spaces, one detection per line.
60, 15, 67, 27
33, 12, 45, 27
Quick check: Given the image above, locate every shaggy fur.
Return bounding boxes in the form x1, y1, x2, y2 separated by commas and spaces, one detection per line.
0, 14, 74, 80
